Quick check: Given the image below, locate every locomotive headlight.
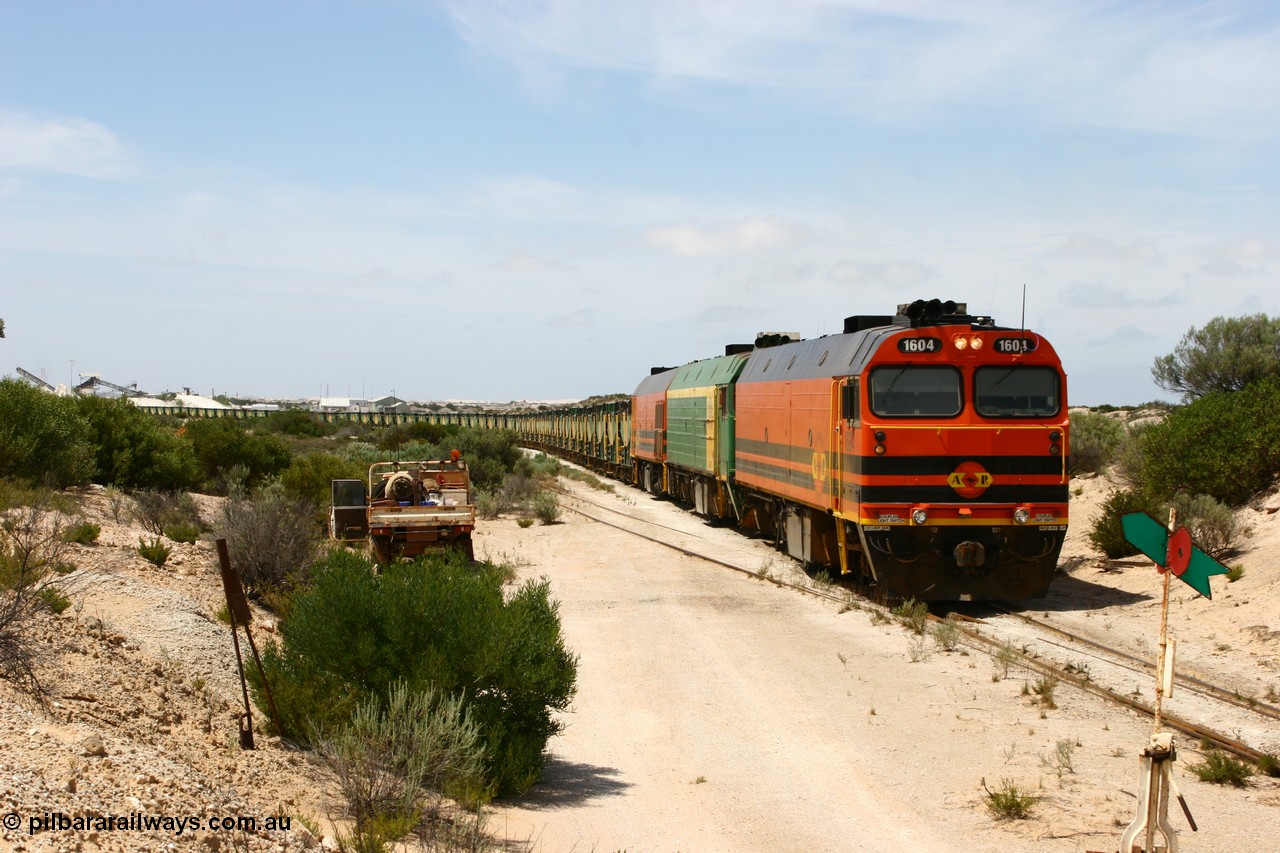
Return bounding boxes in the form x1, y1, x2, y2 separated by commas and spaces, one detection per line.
874, 443, 886, 455
969, 336, 984, 350
912, 509, 929, 525
953, 335, 968, 351
1013, 508, 1030, 524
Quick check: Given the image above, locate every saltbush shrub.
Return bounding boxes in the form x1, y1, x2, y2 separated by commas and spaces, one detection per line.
1169, 493, 1238, 557
1088, 489, 1157, 559
131, 490, 202, 537
38, 585, 71, 615
1068, 411, 1125, 475
255, 549, 577, 797
531, 491, 561, 525
218, 492, 320, 600
316, 680, 486, 848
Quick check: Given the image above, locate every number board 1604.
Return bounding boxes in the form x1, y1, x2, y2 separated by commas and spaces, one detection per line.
897, 337, 942, 354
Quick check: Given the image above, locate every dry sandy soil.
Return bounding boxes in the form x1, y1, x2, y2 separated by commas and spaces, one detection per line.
2, 470, 1278, 853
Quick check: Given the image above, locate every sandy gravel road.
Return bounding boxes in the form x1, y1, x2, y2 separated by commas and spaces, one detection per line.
478, 477, 1279, 853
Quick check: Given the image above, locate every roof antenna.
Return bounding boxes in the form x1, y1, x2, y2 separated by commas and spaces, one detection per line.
1020, 284, 1028, 346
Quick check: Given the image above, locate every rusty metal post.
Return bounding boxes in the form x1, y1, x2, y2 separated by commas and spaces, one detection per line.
216, 538, 283, 746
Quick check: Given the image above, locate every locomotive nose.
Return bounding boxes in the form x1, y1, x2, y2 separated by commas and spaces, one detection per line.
954, 540, 987, 567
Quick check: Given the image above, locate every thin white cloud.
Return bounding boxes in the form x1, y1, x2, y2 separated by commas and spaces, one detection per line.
828, 259, 933, 286
645, 216, 806, 257
1053, 234, 1162, 265
495, 252, 570, 272
0, 109, 134, 178
1057, 280, 1172, 310
1198, 259, 1262, 277
547, 308, 595, 327
442, 1, 1280, 137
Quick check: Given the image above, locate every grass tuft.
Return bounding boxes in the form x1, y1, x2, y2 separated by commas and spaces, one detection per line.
984, 778, 1037, 820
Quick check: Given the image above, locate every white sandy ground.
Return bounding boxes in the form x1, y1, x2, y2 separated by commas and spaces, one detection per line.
1, 472, 1277, 853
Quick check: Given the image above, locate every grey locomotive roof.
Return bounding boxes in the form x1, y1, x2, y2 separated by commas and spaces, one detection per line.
632, 366, 679, 397
737, 324, 903, 384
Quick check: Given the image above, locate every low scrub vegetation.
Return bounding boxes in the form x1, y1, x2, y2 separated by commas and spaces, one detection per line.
62, 521, 101, 544
131, 490, 202, 538
218, 491, 320, 604
984, 778, 1037, 820
1068, 410, 1125, 475
1189, 751, 1254, 787
254, 549, 577, 798
1088, 488, 1240, 561
891, 598, 930, 634
317, 681, 488, 852
1, 496, 81, 697
137, 537, 171, 567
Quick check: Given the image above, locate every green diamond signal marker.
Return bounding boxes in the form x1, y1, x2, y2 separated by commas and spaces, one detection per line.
1121, 511, 1230, 599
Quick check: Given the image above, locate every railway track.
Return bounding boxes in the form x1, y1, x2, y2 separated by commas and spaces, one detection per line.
558, 481, 1279, 766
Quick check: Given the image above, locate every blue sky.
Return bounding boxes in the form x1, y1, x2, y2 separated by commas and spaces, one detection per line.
2, 0, 1277, 405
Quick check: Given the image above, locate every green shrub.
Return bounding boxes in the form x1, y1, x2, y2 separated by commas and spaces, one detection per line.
1189, 751, 1254, 787
76, 395, 199, 490
263, 409, 337, 438
1258, 754, 1279, 777
1088, 489, 1155, 558
255, 549, 577, 797
516, 517, 535, 529
38, 585, 71, 615
984, 778, 1037, 820
137, 537, 171, 567
1068, 411, 1125, 474
63, 522, 101, 545
527, 453, 562, 476
163, 522, 201, 544
1226, 564, 1245, 582
277, 452, 366, 516
1136, 376, 1280, 506
891, 598, 930, 634
374, 420, 458, 449
532, 491, 561, 525
184, 418, 293, 493
1032, 676, 1058, 709
1152, 313, 1280, 399
0, 378, 96, 487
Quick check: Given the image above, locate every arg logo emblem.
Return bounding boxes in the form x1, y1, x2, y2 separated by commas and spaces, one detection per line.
948, 462, 993, 498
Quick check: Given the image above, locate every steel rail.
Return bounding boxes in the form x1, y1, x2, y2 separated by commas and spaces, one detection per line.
985, 603, 1280, 725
